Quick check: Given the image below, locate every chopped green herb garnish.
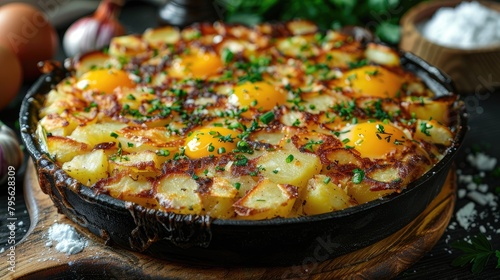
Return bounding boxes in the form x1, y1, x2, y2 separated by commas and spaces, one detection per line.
222, 48, 234, 64
286, 154, 294, 163
348, 59, 368, 69
420, 121, 433, 136
235, 155, 249, 166
259, 111, 275, 124
333, 101, 356, 121
84, 101, 98, 112
365, 69, 379, 76
376, 124, 385, 134
156, 149, 170, 157
303, 140, 324, 152
352, 168, 365, 184
207, 143, 215, 152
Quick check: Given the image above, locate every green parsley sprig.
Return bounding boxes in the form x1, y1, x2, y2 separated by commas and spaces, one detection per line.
219, 0, 427, 44
451, 233, 500, 274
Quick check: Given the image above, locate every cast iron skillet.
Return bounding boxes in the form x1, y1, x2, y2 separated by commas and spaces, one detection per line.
19, 51, 467, 267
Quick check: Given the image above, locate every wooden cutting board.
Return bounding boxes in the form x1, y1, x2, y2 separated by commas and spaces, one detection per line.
1, 161, 456, 280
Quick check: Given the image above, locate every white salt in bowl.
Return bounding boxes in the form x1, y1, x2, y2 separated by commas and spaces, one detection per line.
400, 0, 500, 93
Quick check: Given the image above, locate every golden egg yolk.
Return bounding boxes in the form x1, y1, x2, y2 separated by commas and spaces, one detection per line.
231, 81, 286, 116
184, 127, 238, 159
78, 69, 135, 94
169, 51, 223, 78
343, 66, 404, 98
342, 122, 408, 159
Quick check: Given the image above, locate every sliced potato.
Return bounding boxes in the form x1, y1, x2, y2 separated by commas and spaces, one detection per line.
62, 149, 109, 186
143, 25, 181, 47
118, 126, 181, 155
347, 181, 395, 204
109, 35, 147, 57
46, 136, 90, 163
74, 51, 113, 77
365, 43, 399, 66
70, 122, 127, 147
155, 173, 202, 215
202, 196, 236, 219
258, 147, 322, 188
234, 179, 297, 220
40, 90, 88, 117
405, 97, 454, 125
286, 20, 318, 35
301, 175, 353, 215
109, 150, 163, 174
276, 35, 319, 58
100, 173, 158, 209
414, 119, 453, 146
39, 114, 79, 137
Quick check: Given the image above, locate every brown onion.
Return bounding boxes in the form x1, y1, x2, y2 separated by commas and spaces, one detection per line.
63, 0, 126, 57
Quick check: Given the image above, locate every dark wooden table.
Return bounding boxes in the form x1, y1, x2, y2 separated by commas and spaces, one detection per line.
1, 1, 499, 279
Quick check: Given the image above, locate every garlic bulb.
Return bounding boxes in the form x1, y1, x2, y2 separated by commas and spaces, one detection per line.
0, 122, 24, 184
63, 0, 125, 57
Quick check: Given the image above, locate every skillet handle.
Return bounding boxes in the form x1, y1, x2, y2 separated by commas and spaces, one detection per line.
400, 51, 456, 94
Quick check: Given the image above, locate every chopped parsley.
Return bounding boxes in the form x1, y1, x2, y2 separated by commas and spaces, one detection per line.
234, 154, 249, 166
303, 140, 324, 152
207, 143, 215, 152
156, 149, 170, 157
348, 59, 368, 69
222, 48, 234, 64
420, 121, 433, 136
323, 177, 331, 184
365, 99, 391, 121
84, 101, 98, 112
259, 111, 275, 124
352, 168, 365, 184
333, 101, 356, 121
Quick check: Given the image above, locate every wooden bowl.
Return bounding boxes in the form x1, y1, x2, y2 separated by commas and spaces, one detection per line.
400, 0, 500, 93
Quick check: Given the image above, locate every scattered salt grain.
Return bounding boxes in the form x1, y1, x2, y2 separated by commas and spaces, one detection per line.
457, 189, 467, 199
456, 202, 477, 230
421, 1, 500, 49
467, 191, 489, 206
478, 184, 489, 193
448, 221, 457, 230
453, 147, 499, 235
467, 152, 498, 171
466, 182, 477, 191
46, 223, 87, 255
480, 225, 487, 233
